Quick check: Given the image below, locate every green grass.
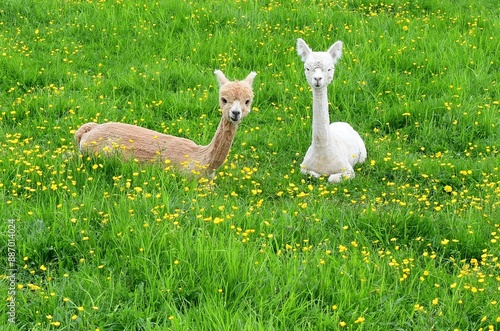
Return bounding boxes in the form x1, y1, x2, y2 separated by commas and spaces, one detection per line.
1, 0, 499, 329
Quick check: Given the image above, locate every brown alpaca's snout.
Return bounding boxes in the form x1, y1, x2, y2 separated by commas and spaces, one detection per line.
229, 102, 243, 122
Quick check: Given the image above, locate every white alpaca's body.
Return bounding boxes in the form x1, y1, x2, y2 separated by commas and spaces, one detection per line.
74, 70, 256, 177
297, 38, 366, 183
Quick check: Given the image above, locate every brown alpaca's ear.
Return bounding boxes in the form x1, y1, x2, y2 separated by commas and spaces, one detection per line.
214, 70, 229, 86
244, 72, 257, 85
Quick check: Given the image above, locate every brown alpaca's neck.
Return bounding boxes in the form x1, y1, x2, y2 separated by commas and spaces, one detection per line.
202, 118, 238, 172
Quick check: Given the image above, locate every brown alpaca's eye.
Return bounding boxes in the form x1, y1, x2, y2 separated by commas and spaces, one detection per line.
221, 97, 227, 104
245, 99, 250, 105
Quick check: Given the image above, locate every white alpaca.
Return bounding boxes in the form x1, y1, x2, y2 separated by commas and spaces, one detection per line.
74, 70, 256, 177
297, 38, 367, 183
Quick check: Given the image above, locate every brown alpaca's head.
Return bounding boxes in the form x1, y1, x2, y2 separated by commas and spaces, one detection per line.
214, 70, 256, 124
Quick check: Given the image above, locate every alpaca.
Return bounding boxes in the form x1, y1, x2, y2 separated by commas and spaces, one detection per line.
74, 70, 256, 177
296, 38, 367, 183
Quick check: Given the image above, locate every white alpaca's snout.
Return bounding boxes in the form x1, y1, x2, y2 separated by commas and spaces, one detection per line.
308, 66, 333, 88
312, 72, 324, 87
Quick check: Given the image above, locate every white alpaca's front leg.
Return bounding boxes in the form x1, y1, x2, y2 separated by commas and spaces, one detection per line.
328, 167, 355, 183
328, 173, 343, 183
300, 165, 322, 178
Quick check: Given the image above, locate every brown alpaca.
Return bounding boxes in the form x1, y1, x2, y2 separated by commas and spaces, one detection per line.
74, 70, 256, 176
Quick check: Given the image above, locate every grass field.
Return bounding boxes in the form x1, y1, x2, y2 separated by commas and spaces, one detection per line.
1, 0, 499, 329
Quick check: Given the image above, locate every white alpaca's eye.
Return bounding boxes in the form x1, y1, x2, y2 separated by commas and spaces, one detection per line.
221, 97, 227, 104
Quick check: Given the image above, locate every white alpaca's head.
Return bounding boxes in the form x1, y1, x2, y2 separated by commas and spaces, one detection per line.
214, 70, 256, 124
296, 38, 343, 89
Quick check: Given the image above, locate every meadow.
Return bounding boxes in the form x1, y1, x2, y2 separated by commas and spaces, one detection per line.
0, 0, 499, 329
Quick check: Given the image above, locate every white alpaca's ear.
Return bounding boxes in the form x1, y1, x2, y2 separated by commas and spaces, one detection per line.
327, 41, 343, 63
214, 70, 229, 86
244, 72, 257, 85
296, 38, 311, 62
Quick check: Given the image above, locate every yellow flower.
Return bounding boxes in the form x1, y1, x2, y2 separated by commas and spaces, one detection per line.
354, 317, 365, 324
338, 245, 348, 253
444, 185, 453, 193
28, 284, 41, 291
40, 265, 47, 271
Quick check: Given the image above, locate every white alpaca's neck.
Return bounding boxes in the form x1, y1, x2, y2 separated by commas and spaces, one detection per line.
311, 87, 331, 148
202, 119, 238, 172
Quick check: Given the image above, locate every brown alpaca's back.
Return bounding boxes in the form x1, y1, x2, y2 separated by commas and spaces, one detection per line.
76, 122, 199, 164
